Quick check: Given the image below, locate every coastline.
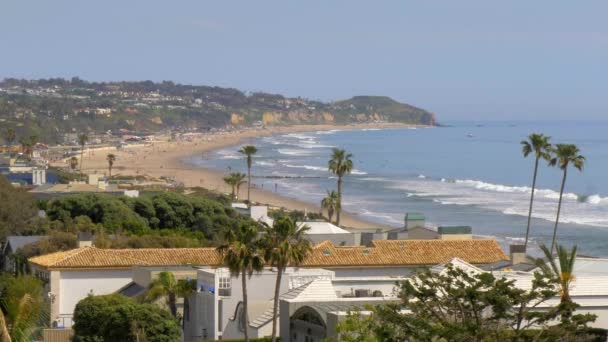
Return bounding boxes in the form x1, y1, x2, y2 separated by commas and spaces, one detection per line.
74, 123, 421, 230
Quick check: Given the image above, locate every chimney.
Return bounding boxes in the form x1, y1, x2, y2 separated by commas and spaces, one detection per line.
78, 232, 94, 248
510, 245, 527, 265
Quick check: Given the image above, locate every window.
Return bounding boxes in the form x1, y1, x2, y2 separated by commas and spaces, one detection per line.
218, 276, 231, 289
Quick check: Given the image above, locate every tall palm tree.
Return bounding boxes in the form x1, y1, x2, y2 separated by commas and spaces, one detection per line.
521, 133, 552, 252
321, 190, 339, 223
0, 275, 46, 342
239, 145, 258, 206
4, 128, 16, 146
78, 133, 88, 177
548, 144, 585, 254
217, 222, 264, 342
144, 271, 196, 318
533, 244, 578, 319
106, 153, 116, 178
223, 172, 247, 200
328, 148, 353, 225
69, 156, 79, 173
262, 217, 312, 342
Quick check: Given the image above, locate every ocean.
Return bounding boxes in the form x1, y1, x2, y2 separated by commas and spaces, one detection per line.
186, 121, 608, 257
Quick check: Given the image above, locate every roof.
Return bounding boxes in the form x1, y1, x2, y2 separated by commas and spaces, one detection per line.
29, 239, 508, 270
28, 246, 222, 270
297, 221, 351, 235
302, 239, 509, 267
4, 235, 47, 253
405, 213, 425, 221
437, 226, 472, 235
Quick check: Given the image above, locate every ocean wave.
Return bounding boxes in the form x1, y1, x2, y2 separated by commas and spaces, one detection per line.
284, 164, 327, 172
454, 179, 606, 204
315, 129, 341, 135
361, 128, 381, 131
217, 150, 241, 159
277, 149, 313, 156
351, 169, 368, 175
255, 161, 275, 166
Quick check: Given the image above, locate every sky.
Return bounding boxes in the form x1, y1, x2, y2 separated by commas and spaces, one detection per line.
1, 1, 607, 120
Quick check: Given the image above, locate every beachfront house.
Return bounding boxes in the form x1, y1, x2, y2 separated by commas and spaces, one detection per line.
2, 235, 47, 274
183, 238, 509, 341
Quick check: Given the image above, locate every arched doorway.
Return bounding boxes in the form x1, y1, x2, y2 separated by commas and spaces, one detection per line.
289, 306, 326, 342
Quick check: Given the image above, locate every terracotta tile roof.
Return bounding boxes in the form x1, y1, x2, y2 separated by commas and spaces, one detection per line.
28, 247, 222, 270
301, 239, 509, 267
28, 239, 508, 270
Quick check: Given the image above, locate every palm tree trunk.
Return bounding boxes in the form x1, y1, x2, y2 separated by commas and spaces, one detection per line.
109, 165, 112, 178
169, 292, 177, 317
524, 157, 540, 252
80, 148, 84, 179
0, 311, 11, 342
336, 175, 342, 226
241, 269, 250, 342
247, 166, 251, 207
551, 167, 568, 255
271, 266, 283, 342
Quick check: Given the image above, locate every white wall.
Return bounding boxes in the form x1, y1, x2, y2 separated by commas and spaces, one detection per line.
59, 269, 132, 320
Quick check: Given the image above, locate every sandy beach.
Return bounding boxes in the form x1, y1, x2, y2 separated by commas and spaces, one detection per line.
70, 123, 416, 229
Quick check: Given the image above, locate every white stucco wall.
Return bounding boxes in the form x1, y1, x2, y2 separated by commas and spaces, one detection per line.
329, 267, 413, 278
59, 269, 132, 320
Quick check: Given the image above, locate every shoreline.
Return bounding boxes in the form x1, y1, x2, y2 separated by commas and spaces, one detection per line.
71, 123, 422, 230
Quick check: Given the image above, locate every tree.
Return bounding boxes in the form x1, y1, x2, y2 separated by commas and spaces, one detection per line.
18, 138, 31, 158
238, 145, 257, 206
328, 148, 353, 226
533, 244, 579, 321
262, 217, 312, 342
548, 144, 585, 254
0, 275, 46, 342
217, 221, 265, 342
106, 154, 116, 178
223, 172, 247, 200
72, 294, 180, 342
69, 156, 79, 172
78, 133, 88, 177
521, 133, 552, 252
143, 271, 196, 318
335, 263, 595, 341
4, 128, 16, 146
321, 190, 339, 223
0, 175, 39, 240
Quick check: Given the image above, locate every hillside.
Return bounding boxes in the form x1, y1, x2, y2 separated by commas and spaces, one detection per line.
0, 78, 436, 143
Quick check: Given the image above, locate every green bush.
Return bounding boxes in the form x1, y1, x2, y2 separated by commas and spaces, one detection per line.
72, 293, 180, 342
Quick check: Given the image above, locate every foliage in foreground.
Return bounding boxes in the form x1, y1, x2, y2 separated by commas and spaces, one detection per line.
335, 264, 597, 342
72, 293, 180, 342
0, 274, 47, 342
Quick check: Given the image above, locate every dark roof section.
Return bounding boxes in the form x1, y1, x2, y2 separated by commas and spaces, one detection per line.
438, 226, 472, 235
3, 235, 47, 253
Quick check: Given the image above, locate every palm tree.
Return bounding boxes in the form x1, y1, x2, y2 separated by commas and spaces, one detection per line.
18, 138, 31, 157
548, 144, 585, 254
144, 271, 196, 318
0, 275, 46, 342
321, 190, 339, 223
106, 153, 116, 178
223, 172, 247, 200
217, 222, 265, 342
262, 217, 312, 342
521, 133, 552, 252
4, 128, 16, 146
533, 244, 578, 319
69, 156, 79, 173
78, 133, 88, 177
239, 145, 258, 206
328, 148, 353, 226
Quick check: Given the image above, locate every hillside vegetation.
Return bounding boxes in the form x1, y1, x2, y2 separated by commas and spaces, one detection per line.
0, 78, 436, 143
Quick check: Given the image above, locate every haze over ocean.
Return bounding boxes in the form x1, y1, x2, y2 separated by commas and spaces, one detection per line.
188, 120, 608, 257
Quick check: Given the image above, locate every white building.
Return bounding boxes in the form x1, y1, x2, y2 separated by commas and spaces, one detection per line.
297, 221, 355, 246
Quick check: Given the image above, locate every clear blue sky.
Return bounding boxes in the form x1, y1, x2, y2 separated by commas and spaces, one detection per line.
1, 1, 607, 120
